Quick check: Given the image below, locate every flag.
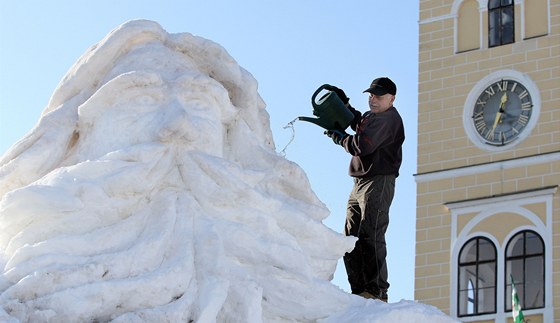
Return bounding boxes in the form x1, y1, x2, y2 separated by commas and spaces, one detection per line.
511, 275, 525, 323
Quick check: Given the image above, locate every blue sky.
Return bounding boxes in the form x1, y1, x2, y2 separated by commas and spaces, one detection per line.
0, 1, 419, 301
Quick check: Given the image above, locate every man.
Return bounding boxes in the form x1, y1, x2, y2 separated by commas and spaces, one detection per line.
325, 77, 404, 302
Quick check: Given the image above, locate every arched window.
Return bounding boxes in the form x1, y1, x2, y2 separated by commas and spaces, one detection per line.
488, 0, 515, 47
505, 230, 545, 311
458, 237, 497, 316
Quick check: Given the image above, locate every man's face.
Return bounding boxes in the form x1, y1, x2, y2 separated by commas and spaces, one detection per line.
368, 93, 395, 113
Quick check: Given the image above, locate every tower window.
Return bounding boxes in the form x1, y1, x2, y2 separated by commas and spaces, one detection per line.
458, 237, 497, 316
505, 230, 545, 311
488, 0, 515, 47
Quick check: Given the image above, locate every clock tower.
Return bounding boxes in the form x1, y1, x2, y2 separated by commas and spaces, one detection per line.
415, 1, 559, 322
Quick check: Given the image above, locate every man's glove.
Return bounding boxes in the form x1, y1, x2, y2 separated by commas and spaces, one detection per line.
324, 130, 348, 146
324, 85, 349, 105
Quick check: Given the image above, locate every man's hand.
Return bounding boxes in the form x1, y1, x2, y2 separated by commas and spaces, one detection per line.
324, 85, 349, 104
324, 130, 348, 146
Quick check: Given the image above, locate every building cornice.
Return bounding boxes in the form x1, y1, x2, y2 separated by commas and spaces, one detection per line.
445, 185, 558, 209
414, 151, 560, 183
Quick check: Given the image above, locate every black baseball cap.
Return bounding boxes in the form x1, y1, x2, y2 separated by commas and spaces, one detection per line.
363, 77, 397, 96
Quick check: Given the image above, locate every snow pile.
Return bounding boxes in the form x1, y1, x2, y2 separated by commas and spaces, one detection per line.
0, 20, 456, 322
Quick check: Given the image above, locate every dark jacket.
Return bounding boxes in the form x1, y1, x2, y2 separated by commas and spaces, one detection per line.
341, 106, 404, 178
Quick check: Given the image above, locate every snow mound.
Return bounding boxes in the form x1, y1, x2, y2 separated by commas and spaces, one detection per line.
0, 20, 456, 322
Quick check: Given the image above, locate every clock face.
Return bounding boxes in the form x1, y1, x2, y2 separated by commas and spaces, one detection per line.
472, 79, 533, 146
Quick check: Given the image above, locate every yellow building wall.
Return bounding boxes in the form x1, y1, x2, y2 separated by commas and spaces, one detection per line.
418, 7, 559, 175
457, 0, 480, 52
416, 0, 560, 322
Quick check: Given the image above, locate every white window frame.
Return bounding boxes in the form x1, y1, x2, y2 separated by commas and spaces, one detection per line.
447, 186, 555, 322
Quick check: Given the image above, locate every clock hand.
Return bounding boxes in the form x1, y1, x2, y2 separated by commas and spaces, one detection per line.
499, 92, 507, 112
492, 92, 508, 132
491, 111, 502, 131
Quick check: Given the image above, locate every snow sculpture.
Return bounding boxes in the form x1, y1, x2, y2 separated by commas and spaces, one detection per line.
0, 19, 355, 322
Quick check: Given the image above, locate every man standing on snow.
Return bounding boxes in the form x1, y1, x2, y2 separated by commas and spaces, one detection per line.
324, 77, 404, 302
